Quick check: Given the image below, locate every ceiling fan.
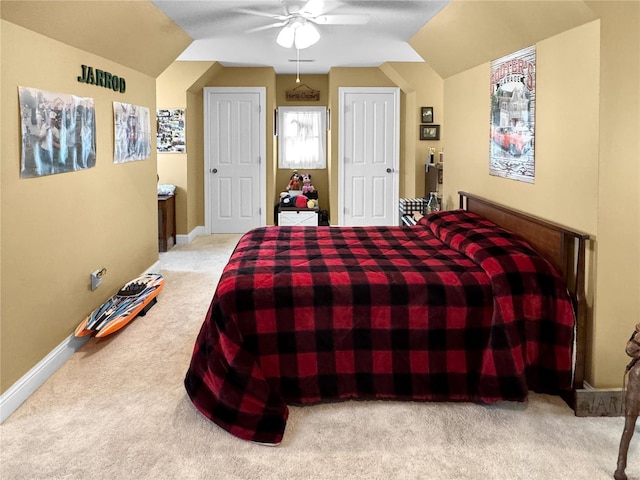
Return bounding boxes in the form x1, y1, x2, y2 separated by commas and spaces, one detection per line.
243, 0, 370, 49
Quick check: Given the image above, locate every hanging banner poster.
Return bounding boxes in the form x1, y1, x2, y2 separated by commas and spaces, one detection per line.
113, 102, 151, 163
489, 45, 536, 183
18, 86, 96, 178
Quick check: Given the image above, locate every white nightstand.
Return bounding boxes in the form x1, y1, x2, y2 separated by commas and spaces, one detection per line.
278, 207, 319, 226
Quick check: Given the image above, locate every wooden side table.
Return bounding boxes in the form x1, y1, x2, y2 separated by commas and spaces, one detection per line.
158, 194, 176, 252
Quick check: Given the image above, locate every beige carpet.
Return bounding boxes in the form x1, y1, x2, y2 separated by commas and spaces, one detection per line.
1, 234, 636, 480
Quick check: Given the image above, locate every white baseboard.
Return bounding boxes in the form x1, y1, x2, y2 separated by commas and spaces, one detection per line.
0, 334, 89, 423
0, 262, 163, 424
176, 226, 205, 246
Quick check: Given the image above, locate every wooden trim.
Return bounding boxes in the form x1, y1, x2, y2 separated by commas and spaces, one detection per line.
458, 191, 591, 403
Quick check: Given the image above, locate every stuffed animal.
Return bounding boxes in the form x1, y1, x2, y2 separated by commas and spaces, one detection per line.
301, 173, 315, 194
287, 171, 302, 191
280, 194, 295, 206
294, 195, 308, 208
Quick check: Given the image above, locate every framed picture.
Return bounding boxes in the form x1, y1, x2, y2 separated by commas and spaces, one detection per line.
420, 124, 440, 140
421, 106, 434, 124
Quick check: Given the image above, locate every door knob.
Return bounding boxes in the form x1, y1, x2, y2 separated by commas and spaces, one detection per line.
386, 168, 393, 173
212, 168, 218, 174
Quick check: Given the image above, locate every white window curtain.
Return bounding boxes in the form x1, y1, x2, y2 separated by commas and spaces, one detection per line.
278, 106, 326, 169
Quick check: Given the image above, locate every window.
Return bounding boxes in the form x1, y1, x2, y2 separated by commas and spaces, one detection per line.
278, 106, 326, 169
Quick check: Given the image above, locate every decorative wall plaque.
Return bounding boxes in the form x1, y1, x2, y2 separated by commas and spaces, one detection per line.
286, 83, 320, 101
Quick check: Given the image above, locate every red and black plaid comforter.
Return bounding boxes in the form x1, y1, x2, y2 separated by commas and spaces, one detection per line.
184, 210, 575, 444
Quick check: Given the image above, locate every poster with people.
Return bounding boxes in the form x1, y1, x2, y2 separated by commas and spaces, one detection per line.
18, 86, 96, 178
113, 102, 151, 163
489, 46, 536, 183
156, 109, 186, 153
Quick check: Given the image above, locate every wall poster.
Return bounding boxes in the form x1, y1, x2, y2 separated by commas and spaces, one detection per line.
489, 45, 536, 183
113, 102, 151, 163
18, 86, 96, 178
156, 109, 185, 153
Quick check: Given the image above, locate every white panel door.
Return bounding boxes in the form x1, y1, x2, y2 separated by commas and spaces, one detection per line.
339, 88, 399, 226
204, 88, 265, 234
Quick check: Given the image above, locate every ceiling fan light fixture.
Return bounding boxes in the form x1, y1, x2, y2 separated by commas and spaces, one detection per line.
276, 24, 295, 48
276, 18, 320, 50
294, 21, 319, 49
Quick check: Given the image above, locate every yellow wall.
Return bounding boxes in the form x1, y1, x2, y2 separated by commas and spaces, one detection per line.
0, 0, 191, 78
443, 20, 601, 378
587, 1, 639, 387
441, 7, 639, 388
411, 0, 599, 80
1, 21, 159, 392
185, 63, 226, 235
443, 23, 600, 224
190, 67, 278, 226
381, 62, 444, 198
157, 61, 215, 236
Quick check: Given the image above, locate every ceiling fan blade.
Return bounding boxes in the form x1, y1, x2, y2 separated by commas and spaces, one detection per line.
246, 21, 288, 34
312, 14, 370, 25
299, 0, 327, 17
233, 8, 287, 21
280, 0, 291, 17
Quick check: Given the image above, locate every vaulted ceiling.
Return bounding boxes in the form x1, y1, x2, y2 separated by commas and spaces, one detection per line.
410, 0, 599, 78
151, 0, 449, 74
0, 0, 192, 78
1, 1, 601, 79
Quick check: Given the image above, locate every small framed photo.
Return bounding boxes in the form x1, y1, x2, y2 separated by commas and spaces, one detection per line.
420, 124, 440, 140
421, 106, 434, 124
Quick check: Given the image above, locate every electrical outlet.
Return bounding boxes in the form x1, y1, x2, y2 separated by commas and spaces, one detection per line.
90, 268, 106, 291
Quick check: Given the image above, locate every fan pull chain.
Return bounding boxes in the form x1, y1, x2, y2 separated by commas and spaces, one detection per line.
296, 47, 300, 83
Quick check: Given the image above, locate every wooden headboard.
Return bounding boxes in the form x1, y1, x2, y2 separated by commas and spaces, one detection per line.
458, 191, 590, 393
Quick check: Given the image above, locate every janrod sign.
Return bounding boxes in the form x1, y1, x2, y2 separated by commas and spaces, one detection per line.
77, 64, 126, 93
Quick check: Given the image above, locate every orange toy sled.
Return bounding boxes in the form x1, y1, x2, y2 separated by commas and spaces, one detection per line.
75, 273, 164, 338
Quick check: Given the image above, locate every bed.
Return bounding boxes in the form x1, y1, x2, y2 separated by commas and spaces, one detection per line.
184, 191, 589, 444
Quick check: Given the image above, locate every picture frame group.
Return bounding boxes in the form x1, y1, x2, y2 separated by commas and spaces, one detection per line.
421, 106, 433, 124
420, 124, 440, 141
419, 106, 439, 140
